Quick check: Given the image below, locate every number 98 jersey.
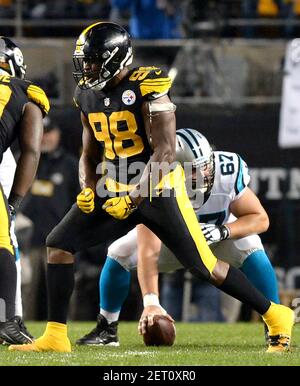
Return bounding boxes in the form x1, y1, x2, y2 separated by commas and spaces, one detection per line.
74, 66, 172, 184
194, 151, 250, 225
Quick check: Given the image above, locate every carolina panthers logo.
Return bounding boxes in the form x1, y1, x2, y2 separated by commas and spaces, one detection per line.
122, 90, 136, 106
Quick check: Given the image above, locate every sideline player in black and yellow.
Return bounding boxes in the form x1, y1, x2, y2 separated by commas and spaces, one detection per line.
0, 37, 49, 344
10, 22, 294, 353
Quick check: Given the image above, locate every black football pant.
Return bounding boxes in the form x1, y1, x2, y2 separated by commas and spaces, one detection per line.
47, 177, 217, 280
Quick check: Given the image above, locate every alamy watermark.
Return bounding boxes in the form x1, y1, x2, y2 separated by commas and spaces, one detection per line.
95, 159, 207, 204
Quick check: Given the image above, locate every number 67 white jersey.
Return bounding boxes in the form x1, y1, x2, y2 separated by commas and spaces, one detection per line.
108, 150, 265, 272
193, 151, 250, 225
186, 150, 264, 269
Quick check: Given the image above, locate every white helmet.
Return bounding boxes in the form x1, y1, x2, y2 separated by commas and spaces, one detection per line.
176, 128, 215, 195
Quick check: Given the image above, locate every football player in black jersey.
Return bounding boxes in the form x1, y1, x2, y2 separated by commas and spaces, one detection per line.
10, 22, 294, 353
0, 37, 50, 344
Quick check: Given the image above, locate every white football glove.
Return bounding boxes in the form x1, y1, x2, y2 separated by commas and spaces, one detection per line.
200, 223, 231, 245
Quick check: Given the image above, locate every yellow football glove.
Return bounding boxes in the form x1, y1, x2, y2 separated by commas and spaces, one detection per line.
102, 195, 137, 220
77, 187, 95, 214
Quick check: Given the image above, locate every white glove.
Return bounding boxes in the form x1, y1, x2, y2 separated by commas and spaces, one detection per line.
200, 223, 230, 245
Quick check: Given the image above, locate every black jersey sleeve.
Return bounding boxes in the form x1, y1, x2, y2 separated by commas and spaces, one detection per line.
129, 66, 172, 100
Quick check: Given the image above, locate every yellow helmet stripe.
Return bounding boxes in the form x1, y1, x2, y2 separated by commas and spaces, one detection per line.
75, 21, 105, 54
80, 21, 104, 38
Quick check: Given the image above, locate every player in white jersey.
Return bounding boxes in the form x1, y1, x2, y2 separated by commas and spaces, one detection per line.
77, 129, 280, 347
0, 149, 33, 342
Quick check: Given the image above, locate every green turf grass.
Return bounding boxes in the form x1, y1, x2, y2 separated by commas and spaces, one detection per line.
0, 322, 299, 366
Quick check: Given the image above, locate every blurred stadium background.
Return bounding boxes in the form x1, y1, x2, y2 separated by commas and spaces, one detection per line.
2, 0, 300, 324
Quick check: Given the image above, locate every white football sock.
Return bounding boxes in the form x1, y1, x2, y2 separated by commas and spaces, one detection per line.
100, 309, 120, 324
15, 254, 23, 317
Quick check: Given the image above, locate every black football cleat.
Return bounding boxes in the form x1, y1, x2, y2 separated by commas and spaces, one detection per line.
0, 316, 34, 345
16, 316, 34, 341
76, 314, 119, 346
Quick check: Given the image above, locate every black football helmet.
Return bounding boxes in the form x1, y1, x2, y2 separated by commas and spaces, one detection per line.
73, 22, 133, 90
0, 37, 26, 79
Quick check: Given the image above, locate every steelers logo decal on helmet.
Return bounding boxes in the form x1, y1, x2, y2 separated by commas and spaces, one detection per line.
0, 37, 27, 79
13, 47, 24, 66
122, 90, 136, 105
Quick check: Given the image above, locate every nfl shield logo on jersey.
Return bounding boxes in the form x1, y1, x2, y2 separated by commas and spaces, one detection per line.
122, 90, 136, 105
104, 97, 110, 106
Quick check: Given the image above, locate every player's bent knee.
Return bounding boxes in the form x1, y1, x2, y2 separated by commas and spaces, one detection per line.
46, 226, 61, 248
46, 228, 74, 263
47, 247, 74, 264
46, 224, 74, 253
209, 260, 230, 285
108, 253, 135, 271
189, 265, 212, 282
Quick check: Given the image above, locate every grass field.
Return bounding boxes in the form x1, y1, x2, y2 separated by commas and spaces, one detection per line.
0, 322, 299, 366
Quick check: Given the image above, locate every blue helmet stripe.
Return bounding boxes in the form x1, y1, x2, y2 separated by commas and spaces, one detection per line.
177, 129, 204, 159
176, 131, 198, 158
184, 129, 203, 156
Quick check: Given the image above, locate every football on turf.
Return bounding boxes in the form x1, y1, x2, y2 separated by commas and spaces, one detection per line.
143, 315, 176, 346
